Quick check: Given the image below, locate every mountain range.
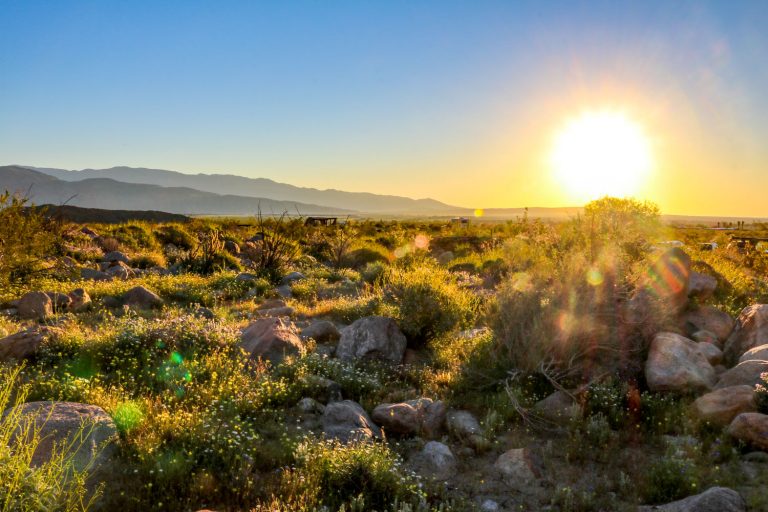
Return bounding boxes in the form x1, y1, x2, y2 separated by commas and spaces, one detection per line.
1, 164, 586, 219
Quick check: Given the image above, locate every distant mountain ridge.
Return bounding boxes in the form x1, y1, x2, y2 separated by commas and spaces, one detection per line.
27, 165, 462, 214
0, 166, 351, 215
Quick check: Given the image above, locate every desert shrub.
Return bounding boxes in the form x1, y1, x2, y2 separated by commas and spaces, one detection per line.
182, 230, 242, 275
0, 366, 96, 511
381, 261, 478, 344
242, 212, 301, 282
107, 223, 158, 252
361, 261, 387, 284
271, 438, 425, 511
131, 252, 167, 269
95, 236, 121, 253
345, 242, 391, 268
0, 193, 59, 286
156, 223, 196, 250
641, 452, 699, 504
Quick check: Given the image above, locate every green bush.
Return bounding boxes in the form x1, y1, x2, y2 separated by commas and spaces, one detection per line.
345, 242, 391, 268
156, 223, 196, 250
107, 223, 158, 251
641, 453, 699, 505
381, 261, 478, 344
131, 252, 167, 269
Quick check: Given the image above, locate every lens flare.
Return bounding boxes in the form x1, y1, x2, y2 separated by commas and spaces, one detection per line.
586, 268, 604, 286
414, 234, 429, 249
474, 209, 484, 218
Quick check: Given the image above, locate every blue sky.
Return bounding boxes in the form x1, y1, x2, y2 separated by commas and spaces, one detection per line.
2, 1, 768, 214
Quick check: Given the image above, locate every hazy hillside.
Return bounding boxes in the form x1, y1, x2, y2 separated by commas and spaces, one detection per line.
0, 166, 351, 215
28, 166, 463, 214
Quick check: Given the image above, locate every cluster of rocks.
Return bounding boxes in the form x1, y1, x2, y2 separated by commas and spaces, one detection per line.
5, 288, 92, 320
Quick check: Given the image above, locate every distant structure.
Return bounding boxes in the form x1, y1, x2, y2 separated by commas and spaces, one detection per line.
304, 216, 338, 227
450, 217, 470, 227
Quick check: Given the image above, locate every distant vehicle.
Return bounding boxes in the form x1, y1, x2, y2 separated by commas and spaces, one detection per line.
699, 242, 718, 251
656, 240, 684, 248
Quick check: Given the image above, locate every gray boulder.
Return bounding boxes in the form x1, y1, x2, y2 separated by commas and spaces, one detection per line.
321, 400, 382, 443
493, 447, 544, 492
714, 360, 768, 389
80, 268, 111, 281
0, 326, 58, 362
410, 441, 458, 480
239, 317, 304, 364
336, 316, 407, 364
693, 386, 757, 427
301, 320, 342, 343
739, 343, 768, 363
638, 486, 745, 511
68, 288, 92, 312
645, 332, 717, 393
372, 398, 446, 437
17, 291, 53, 320
682, 306, 734, 345
687, 272, 718, 300
727, 413, 768, 451
281, 271, 305, 285
723, 304, 768, 365
122, 286, 163, 309
533, 390, 581, 424
102, 251, 129, 263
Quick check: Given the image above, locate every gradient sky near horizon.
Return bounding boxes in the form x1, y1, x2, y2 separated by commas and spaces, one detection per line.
2, 1, 768, 216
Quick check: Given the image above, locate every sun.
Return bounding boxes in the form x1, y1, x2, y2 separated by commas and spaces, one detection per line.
549, 109, 653, 202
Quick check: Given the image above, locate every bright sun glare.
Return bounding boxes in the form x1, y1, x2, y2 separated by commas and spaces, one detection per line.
550, 109, 653, 202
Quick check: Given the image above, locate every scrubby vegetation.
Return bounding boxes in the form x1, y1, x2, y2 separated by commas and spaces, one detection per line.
2, 194, 768, 511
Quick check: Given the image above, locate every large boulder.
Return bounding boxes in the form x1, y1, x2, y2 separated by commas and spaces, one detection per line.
693, 386, 757, 427
280, 271, 305, 285
3, 401, 118, 482
321, 400, 382, 443
239, 317, 304, 364
409, 441, 458, 480
68, 288, 92, 312
105, 261, 134, 280
122, 286, 163, 309
372, 398, 446, 437
493, 447, 544, 492
301, 320, 342, 343
102, 251, 129, 263
17, 291, 53, 320
687, 272, 718, 300
645, 332, 717, 393
46, 292, 73, 312
722, 304, 768, 365
80, 268, 111, 281
336, 316, 407, 364
740, 344, 768, 363
714, 360, 768, 389
727, 413, 768, 451
0, 326, 58, 362
447, 410, 487, 450
696, 342, 723, 366
533, 390, 582, 424
681, 306, 735, 345
638, 486, 745, 511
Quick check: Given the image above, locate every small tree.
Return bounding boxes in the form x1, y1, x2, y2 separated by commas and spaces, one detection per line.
584, 196, 661, 262
0, 193, 58, 286
243, 210, 302, 282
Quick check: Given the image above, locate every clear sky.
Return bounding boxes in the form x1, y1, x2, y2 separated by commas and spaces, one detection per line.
2, 1, 767, 216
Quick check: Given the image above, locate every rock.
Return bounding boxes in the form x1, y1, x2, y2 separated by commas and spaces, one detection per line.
447, 410, 487, 450
258, 299, 287, 310
194, 307, 216, 320
533, 390, 581, 424
336, 316, 407, 364
299, 374, 342, 403
696, 342, 723, 366
258, 306, 295, 317
0, 326, 57, 362
739, 344, 768, 364
723, 304, 768, 365
68, 288, 92, 312
638, 486, 745, 511
493, 447, 544, 492
682, 306, 735, 344
480, 500, 501, 512
688, 272, 718, 300
646, 248, 692, 314
728, 413, 768, 451
692, 330, 720, 345
714, 360, 768, 389
235, 272, 260, 282
3, 401, 118, 481
45, 292, 72, 312
280, 271, 305, 285
693, 386, 757, 427
645, 332, 717, 393
372, 398, 446, 437
321, 400, 382, 443
410, 441, 457, 480
276, 284, 292, 298
315, 344, 335, 358
437, 251, 455, 265
122, 286, 163, 309
17, 291, 53, 320
224, 240, 240, 254
239, 317, 304, 364
301, 320, 341, 343
80, 227, 98, 239
105, 261, 134, 280
80, 268, 111, 281
102, 251, 129, 263
297, 397, 325, 414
